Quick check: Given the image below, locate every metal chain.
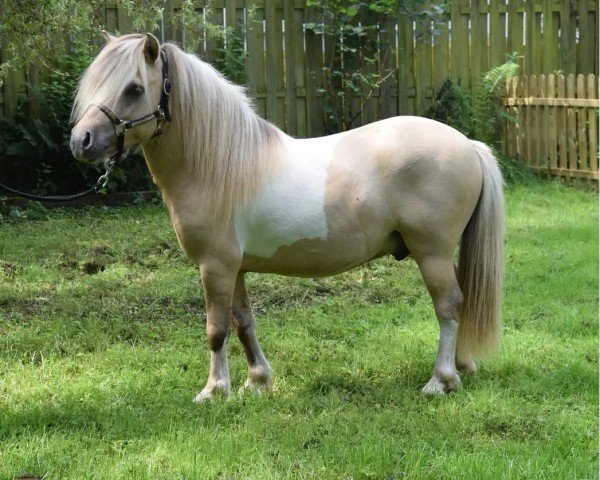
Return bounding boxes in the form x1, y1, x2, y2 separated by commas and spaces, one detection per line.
95, 157, 116, 191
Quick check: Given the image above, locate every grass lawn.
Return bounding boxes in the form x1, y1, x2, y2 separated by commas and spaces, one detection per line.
0, 182, 597, 480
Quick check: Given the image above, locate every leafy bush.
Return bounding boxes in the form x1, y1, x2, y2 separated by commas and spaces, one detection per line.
473, 54, 521, 145
425, 54, 521, 145
423, 78, 476, 138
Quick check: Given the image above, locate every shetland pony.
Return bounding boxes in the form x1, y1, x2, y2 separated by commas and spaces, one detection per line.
70, 33, 504, 400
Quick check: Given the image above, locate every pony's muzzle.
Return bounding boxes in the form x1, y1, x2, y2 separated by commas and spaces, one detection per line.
70, 128, 93, 161
70, 125, 113, 163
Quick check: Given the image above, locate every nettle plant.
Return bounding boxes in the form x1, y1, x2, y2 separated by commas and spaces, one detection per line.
305, 0, 445, 133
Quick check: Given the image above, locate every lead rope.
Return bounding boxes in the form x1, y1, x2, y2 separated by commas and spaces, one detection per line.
0, 157, 116, 203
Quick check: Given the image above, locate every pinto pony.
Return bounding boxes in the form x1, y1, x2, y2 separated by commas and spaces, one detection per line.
70, 33, 504, 400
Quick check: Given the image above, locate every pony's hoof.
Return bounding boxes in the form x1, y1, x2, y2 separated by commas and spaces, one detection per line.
422, 372, 462, 395
193, 382, 230, 403
457, 355, 478, 375
240, 375, 273, 396
241, 365, 273, 395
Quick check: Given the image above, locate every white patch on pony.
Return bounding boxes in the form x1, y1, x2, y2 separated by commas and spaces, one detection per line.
422, 318, 462, 395
235, 134, 342, 258
195, 345, 231, 402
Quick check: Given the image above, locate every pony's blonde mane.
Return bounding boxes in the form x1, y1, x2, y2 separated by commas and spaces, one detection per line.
73, 35, 279, 224
162, 42, 279, 223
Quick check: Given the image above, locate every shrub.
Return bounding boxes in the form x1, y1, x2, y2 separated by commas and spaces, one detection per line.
423, 78, 476, 138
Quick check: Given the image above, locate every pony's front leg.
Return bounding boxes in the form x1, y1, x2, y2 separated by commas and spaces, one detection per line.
232, 273, 273, 394
194, 261, 238, 402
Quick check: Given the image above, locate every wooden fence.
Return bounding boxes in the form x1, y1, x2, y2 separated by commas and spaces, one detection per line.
1, 0, 598, 138
503, 74, 599, 183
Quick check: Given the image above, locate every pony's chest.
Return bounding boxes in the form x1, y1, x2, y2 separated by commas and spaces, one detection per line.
234, 155, 331, 258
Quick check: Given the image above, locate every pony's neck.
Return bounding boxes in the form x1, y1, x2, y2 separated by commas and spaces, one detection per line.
145, 44, 280, 225
142, 128, 191, 193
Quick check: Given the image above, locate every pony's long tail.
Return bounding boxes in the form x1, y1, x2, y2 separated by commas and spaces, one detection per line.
456, 141, 505, 358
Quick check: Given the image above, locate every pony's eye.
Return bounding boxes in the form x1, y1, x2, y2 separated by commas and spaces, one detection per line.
123, 82, 144, 98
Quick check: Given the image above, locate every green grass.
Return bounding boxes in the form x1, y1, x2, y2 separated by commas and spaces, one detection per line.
0, 183, 597, 480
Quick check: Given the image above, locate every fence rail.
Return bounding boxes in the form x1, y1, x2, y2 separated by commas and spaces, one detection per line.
503, 74, 599, 183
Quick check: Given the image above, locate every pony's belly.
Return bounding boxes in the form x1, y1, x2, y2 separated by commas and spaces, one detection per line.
240, 229, 402, 277
240, 239, 373, 277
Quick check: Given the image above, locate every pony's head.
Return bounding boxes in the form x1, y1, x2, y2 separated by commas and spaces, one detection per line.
70, 33, 166, 162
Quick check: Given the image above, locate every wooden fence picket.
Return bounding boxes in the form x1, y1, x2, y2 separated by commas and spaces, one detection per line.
546, 74, 557, 171
566, 74, 578, 174
556, 74, 568, 172
577, 74, 588, 175
588, 75, 598, 174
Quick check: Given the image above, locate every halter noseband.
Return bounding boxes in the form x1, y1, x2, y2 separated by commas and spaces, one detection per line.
93, 49, 172, 161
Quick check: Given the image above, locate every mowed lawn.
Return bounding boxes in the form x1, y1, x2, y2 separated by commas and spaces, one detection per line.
0, 183, 597, 480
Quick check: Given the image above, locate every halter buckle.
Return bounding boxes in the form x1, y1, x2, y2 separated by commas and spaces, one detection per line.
163, 78, 171, 96
114, 121, 127, 136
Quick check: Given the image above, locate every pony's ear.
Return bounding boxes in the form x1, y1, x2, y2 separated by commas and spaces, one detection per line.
144, 33, 160, 63
101, 30, 116, 43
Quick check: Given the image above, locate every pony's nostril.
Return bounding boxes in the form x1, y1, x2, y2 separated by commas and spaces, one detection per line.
82, 131, 92, 151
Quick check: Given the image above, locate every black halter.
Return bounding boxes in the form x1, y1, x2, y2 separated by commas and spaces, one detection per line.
93, 49, 172, 161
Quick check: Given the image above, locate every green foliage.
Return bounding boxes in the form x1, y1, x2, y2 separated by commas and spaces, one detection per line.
213, 28, 248, 85
306, 0, 446, 132
473, 53, 522, 145
496, 152, 538, 185
425, 55, 521, 146
172, 1, 248, 84
0, 0, 100, 85
423, 78, 476, 138
0, 0, 164, 86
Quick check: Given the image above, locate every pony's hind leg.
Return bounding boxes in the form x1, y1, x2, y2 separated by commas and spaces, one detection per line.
414, 254, 464, 395
457, 352, 478, 374
232, 273, 273, 394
